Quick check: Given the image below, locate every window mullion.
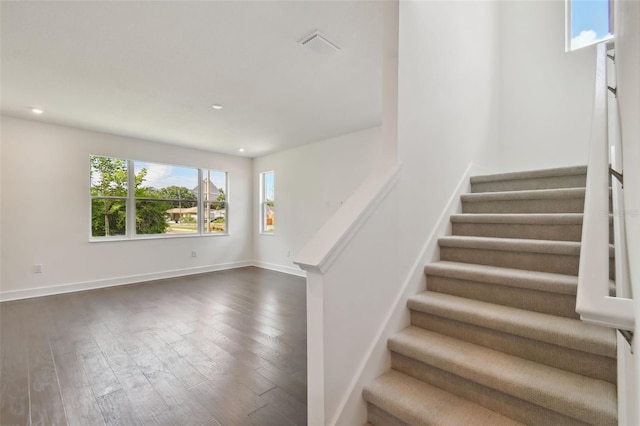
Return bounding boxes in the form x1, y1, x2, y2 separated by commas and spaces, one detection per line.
127, 159, 136, 238
198, 168, 203, 234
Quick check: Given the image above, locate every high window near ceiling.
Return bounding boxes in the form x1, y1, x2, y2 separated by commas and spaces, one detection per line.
90, 155, 228, 239
567, 0, 613, 51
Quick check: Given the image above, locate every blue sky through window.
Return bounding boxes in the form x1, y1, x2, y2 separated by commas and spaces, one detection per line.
264, 171, 274, 202
570, 0, 611, 50
135, 161, 198, 190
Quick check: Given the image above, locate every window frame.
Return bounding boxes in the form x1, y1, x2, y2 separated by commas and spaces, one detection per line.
134, 160, 199, 237
260, 171, 275, 235
565, 0, 614, 52
202, 169, 229, 236
89, 155, 229, 241
89, 156, 130, 239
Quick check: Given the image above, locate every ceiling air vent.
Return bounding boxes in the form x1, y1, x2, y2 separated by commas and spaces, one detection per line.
298, 31, 340, 54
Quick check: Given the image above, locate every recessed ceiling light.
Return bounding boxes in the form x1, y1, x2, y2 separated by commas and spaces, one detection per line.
212, 104, 223, 110
31, 108, 44, 114
239, 148, 245, 152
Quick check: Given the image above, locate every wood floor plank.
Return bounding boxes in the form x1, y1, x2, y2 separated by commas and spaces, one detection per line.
27, 339, 68, 426
256, 361, 307, 404
89, 323, 138, 373
186, 322, 246, 355
145, 370, 215, 426
112, 367, 170, 422
182, 331, 272, 373
135, 330, 206, 389
0, 304, 30, 426
116, 333, 166, 377
54, 353, 106, 426
50, 325, 100, 357
170, 339, 222, 378
249, 403, 298, 425
95, 389, 141, 426
260, 385, 308, 425
206, 320, 304, 375
187, 375, 268, 425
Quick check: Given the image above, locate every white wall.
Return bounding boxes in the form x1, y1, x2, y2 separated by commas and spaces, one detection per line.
252, 126, 383, 274
0, 116, 253, 300
0, 117, 3, 292
616, 0, 640, 423
397, 0, 501, 272
499, 0, 595, 171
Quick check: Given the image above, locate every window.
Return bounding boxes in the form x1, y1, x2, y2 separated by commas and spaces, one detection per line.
134, 161, 198, 235
566, 0, 613, 51
260, 171, 275, 234
202, 170, 227, 234
89, 155, 228, 239
90, 156, 128, 237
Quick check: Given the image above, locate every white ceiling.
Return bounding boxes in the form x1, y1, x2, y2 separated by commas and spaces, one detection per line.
1, 1, 383, 157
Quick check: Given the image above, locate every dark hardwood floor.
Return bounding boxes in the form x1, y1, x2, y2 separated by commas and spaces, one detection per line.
0, 267, 307, 426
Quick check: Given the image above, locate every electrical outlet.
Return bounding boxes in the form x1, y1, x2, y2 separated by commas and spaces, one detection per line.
34, 264, 43, 273
191, 250, 197, 258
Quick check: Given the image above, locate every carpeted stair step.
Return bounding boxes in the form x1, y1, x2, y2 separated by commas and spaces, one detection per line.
452, 213, 614, 243
363, 370, 523, 426
470, 166, 587, 193
451, 213, 585, 241
461, 188, 586, 214
424, 261, 580, 318
438, 236, 615, 278
388, 327, 617, 426
408, 291, 616, 383
390, 352, 599, 426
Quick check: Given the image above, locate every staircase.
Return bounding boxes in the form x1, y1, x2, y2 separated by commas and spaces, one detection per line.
363, 166, 618, 426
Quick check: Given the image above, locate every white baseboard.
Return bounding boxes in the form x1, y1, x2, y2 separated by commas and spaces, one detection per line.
0, 261, 253, 302
334, 162, 490, 426
252, 261, 307, 277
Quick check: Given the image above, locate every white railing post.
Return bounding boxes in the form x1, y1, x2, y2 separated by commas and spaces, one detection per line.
305, 270, 325, 426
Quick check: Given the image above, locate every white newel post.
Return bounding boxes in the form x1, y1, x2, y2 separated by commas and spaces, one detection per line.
304, 270, 326, 426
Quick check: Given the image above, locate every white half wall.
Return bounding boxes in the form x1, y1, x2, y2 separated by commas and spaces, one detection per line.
252, 126, 383, 273
0, 116, 253, 300
499, 0, 595, 171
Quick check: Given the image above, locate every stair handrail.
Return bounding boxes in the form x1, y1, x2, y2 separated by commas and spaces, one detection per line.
576, 42, 635, 333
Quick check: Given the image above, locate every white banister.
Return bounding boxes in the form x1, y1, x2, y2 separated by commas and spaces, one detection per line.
294, 165, 401, 273
576, 42, 635, 332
